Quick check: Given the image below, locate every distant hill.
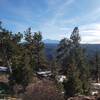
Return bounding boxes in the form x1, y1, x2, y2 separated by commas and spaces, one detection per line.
43, 39, 59, 44
44, 43, 58, 60
82, 44, 100, 57
21, 42, 100, 60
45, 43, 100, 60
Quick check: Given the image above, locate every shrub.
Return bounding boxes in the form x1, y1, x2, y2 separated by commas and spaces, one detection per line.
22, 79, 64, 100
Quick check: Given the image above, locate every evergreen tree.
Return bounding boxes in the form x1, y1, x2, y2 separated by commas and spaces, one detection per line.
24, 28, 47, 71
11, 48, 33, 88
56, 27, 90, 97
56, 38, 72, 74
92, 52, 100, 83
70, 27, 90, 94
0, 22, 22, 73
63, 59, 82, 98
0, 23, 34, 90
70, 27, 81, 46
33, 31, 47, 71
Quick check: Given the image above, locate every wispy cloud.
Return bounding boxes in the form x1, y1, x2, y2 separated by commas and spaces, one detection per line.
37, 0, 76, 39
80, 23, 100, 43
0, 0, 100, 43
39, 0, 100, 43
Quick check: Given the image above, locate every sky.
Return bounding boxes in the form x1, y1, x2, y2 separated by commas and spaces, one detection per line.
0, 0, 100, 43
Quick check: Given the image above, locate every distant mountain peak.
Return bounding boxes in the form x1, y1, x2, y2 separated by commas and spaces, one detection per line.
43, 39, 59, 44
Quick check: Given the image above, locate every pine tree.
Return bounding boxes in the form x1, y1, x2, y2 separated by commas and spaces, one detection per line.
9, 48, 33, 92
70, 27, 81, 46
24, 29, 47, 71
33, 31, 47, 71
63, 60, 82, 98
56, 27, 90, 97
56, 38, 72, 74
0, 23, 34, 90
0, 22, 22, 73
92, 52, 100, 83
70, 27, 90, 95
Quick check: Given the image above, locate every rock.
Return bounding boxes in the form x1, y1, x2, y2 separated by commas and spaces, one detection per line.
68, 96, 96, 100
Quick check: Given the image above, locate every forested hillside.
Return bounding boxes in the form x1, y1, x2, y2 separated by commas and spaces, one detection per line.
45, 43, 100, 59
0, 23, 100, 100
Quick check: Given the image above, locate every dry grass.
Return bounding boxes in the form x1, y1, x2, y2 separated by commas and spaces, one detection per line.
22, 79, 64, 100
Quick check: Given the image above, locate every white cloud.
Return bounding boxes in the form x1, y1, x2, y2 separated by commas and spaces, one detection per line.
80, 23, 100, 43
2, 18, 29, 33
1, 0, 100, 44
37, 0, 76, 38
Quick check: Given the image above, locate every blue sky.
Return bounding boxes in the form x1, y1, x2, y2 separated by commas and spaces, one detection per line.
0, 0, 100, 43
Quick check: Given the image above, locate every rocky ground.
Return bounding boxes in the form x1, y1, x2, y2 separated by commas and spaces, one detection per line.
68, 95, 100, 100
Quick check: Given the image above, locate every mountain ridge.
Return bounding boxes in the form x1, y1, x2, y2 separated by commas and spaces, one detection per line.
43, 39, 59, 44
45, 43, 100, 59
